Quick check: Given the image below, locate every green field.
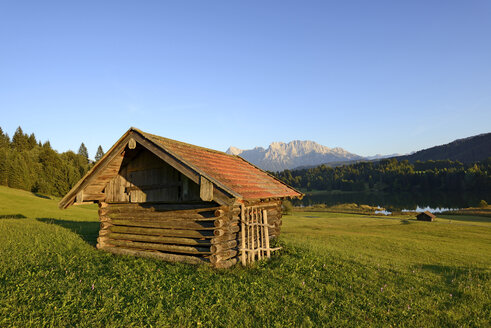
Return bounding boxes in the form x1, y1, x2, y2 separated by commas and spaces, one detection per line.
0, 186, 490, 327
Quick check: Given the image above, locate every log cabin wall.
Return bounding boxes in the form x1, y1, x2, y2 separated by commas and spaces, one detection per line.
95, 199, 283, 268
97, 202, 232, 266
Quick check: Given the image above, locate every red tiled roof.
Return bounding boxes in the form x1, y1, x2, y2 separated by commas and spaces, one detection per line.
140, 130, 302, 200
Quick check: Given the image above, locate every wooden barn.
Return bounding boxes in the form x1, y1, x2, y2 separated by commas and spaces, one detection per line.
59, 128, 302, 268
416, 211, 436, 222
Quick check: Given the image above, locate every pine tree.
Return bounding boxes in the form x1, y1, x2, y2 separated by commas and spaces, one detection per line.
11, 126, 28, 151
0, 148, 8, 185
27, 133, 37, 150
95, 145, 104, 162
78, 143, 89, 163
0, 127, 10, 148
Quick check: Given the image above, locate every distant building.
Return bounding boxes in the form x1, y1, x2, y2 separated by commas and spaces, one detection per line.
416, 211, 436, 222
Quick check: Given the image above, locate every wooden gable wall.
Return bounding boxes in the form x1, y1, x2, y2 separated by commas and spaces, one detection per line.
105, 148, 201, 203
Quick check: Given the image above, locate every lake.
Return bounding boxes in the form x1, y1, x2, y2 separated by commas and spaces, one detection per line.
294, 190, 490, 212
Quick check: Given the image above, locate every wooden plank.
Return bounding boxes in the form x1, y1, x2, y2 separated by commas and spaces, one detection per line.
240, 204, 246, 266
82, 193, 105, 201
264, 209, 271, 258
105, 203, 222, 212
200, 176, 214, 202
126, 183, 181, 191
249, 209, 256, 262
76, 191, 83, 203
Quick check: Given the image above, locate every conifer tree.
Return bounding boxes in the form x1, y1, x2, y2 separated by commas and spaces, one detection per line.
27, 133, 37, 150
0, 148, 8, 185
12, 126, 28, 151
78, 143, 89, 163
0, 127, 9, 149
95, 145, 104, 162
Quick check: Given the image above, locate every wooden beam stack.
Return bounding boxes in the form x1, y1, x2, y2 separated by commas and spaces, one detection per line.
97, 202, 232, 266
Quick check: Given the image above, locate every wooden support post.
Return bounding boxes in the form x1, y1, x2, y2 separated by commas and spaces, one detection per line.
200, 176, 214, 202
249, 209, 256, 262
260, 209, 264, 259
255, 208, 261, 260
76, 191, 83, 203
240, 204, 246, 266
264, 209, 271, 258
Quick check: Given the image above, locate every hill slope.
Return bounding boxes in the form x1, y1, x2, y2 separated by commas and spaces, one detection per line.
395, 132, 491, 163
227, 140, 363, 171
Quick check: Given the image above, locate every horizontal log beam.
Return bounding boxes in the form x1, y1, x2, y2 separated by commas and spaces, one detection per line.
211, 240, 237, 253
210, 233, 238, 244
110, 225, 215, 238
108, 239, 211, 254
83, 193, 106, 201
214, 225, 239, 236
214, 218, 239, 228
213, 258, 237, 269
105, 203, 224, 213
109, 219, 216, 230
105, 211, 223, 221
103, 246, 208, 265
210, 249, 238, 264
107, 232, 212, 246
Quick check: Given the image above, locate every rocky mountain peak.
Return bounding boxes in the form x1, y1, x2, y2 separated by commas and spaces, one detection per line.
226, 140, 363, 171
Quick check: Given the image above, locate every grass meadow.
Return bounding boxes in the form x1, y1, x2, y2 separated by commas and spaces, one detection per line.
0, 186, 490, 327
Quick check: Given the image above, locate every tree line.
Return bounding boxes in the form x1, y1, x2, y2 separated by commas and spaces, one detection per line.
273, 158, 490, 193
0, 126, 105, 197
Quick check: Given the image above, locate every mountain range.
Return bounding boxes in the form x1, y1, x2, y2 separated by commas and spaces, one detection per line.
227, 132, 491, 171
227, 141, 366, 172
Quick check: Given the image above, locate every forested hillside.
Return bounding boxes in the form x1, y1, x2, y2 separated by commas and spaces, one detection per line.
395, 133, 491, 163
274, 158, 490, 193
0, 126, 102, 197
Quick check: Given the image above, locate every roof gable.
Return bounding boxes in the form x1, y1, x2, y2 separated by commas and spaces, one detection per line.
59, 128, 302, 208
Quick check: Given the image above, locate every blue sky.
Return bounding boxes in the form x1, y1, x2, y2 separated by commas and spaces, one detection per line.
1, 1, 490, 159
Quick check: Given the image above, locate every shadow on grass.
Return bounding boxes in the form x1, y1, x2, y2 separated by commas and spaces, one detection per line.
419, 264, 490, 285
438, 215, 491, 224
0, 214, 27, 219
32, 192, 51, 199
36, 218, 99, 246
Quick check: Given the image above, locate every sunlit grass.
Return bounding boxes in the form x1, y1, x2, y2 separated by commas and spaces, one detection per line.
0, 186, 489, 327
